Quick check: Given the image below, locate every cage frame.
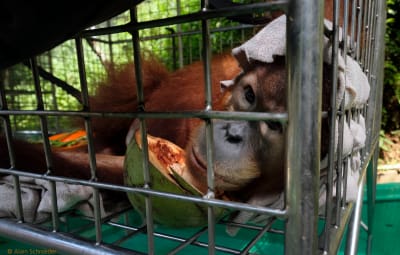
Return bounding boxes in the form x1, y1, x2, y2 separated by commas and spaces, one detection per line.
0, 0, 387, 254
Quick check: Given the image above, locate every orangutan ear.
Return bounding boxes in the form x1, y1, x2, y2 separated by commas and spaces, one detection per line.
220, 79, 235, 92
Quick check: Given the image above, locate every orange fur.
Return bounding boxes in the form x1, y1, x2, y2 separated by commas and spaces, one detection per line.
0, 54, 241, 184
89, 53, 241, 154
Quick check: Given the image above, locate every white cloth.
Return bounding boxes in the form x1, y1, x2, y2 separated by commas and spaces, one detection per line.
232, 15, 370, 110
0, 175, 127, 223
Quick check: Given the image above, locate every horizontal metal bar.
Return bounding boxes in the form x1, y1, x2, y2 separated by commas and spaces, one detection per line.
145, 24, 257, 41
91, 23, 257, 45
80, 1, 288, 37
0, 218, 143, 255
0, 167, 287, 218
0, 109, 288, 121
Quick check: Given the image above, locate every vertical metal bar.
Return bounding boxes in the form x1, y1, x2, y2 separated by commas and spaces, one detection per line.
323, 0, 342, 250
167, 28, 178, 70
11, 174, 24, 222
372, 2, 385, 138
341, 157, 349, 206
107, 20, 115, 64
176, 0, 184, 68
364, 0, 372, 76
344, 167, 366, 255
349, 0, 357, 56
365, 1, 386, 254
0, 76, 24, 223
363, 0, 380, 208
129, 7, 155, 255
47, 52, 60, 131
30, 57, 60, 232
361, 0, 370, 69
285, 0, 324, 254
189, 39, 193, 64
341, 113, 353, 207
75, 37, 102, 244
346, 0, 386, 253
335, 101, 346, 225
365, 148, 378, 255
337, 0, 351, 226
201, 1, 216, 254
201, 1, 213, 191
342, 0, 350, 54
355, 0, 363, 62
370, 1, 378, 75
366, 0, 376, 80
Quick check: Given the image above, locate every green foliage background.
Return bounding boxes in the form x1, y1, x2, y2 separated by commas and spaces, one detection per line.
2, 0, 253, 134
1, 0, 399, 135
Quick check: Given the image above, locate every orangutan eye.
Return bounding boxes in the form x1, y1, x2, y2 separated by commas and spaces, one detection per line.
265, 120, 283, 132
244, 85, 255, 104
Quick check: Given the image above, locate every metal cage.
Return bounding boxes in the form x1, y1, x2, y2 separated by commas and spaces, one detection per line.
0, 0, 386, 254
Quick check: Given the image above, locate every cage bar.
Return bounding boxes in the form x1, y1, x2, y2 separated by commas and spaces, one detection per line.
129, 6, 155, 254
30, 57, 60, 232
285, 0, 324, 254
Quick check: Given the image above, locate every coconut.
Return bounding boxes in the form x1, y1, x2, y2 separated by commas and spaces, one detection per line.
124, 131, 227, 227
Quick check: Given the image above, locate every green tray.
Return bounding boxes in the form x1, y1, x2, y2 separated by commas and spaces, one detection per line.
1, 183, 399, 254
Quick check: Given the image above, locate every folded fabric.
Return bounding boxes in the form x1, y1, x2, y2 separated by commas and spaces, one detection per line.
319, 151, 362, 214
232, 15, 370, 110
0, 175, 128, 223
232, 15, 286, 69
322, 20, 370, 110
334, 114, 366, 159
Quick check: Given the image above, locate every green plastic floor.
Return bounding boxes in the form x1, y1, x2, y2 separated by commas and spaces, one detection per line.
1, 183, 399, 254
350, 183, 400, 255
